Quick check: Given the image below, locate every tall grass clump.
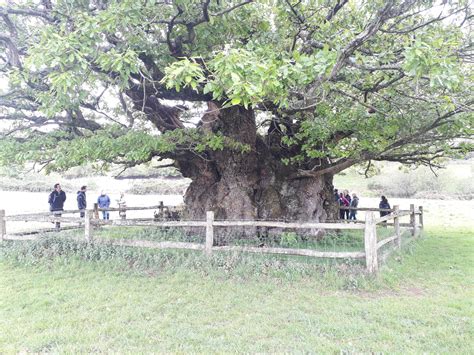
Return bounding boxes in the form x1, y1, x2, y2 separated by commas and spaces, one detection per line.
0, 233, 376, 289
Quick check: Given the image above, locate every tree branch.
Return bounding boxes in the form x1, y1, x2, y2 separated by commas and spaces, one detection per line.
0, 6, 54, 22
211, 1, 254, 17
326, 0, 349, 21
291, 158, 359, 179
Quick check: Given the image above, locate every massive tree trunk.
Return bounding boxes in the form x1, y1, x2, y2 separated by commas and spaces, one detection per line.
174, 105, 338, 239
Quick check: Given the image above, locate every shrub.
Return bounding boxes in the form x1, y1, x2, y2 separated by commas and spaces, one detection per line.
367, 166, 473, 199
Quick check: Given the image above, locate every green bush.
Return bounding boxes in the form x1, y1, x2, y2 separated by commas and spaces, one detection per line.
367, 167, 473, 199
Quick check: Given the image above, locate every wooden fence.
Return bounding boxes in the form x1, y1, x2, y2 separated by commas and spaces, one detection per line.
0, 204, 423, 274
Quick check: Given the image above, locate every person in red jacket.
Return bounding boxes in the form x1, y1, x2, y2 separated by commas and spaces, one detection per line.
339, 192, 349, 219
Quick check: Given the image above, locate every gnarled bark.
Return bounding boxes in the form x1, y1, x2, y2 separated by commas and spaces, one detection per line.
173, 105, 338, 240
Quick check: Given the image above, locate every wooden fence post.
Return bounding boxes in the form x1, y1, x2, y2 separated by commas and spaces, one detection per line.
84, 210, 92, 242
410, 204, 415, 236
93, 203, 99, 219
0, 210, 5, 241
393, 205, 400, 248
418, 206, 424, 230
205, 211, 214, 256
364, 211, 378, 273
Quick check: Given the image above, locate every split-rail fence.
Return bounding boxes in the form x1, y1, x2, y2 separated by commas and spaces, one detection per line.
0, 203, 423, 274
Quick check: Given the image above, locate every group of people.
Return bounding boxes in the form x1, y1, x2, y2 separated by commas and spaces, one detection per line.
48, 183, 126, 229
48, 183, 392, 228
334, 189, 359, 220
334, 188, 392, 220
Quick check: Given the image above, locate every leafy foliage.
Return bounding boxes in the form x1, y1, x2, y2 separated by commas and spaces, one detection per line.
0, 126, 250, 172
0, 0, 472, 175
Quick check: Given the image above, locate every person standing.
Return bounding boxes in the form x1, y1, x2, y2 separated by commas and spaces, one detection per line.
339, 192, 349, 219
97, 191, 111, 220
349, 193, 359, 220
77, 186, 87, 218
344, 190, 352, 219
116, 192, 127, 220
379, 195, 391, 217
48, 183, 66, 229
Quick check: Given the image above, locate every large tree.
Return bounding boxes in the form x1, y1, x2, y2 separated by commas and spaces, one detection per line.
0, 0, 472, 222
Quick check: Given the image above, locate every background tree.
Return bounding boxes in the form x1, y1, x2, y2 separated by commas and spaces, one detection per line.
0, 0, 472, 223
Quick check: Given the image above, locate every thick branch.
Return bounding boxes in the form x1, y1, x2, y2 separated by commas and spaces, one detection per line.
291, 158, 359, 179
0, 6, 54, 22
0, 34, 21, 67
326, 0, 349, 21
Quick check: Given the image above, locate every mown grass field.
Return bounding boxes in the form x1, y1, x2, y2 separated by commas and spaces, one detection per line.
0, 224, 473, 353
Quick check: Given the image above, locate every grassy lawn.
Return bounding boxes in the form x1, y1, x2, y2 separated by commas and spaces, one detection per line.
0, 227, 473, 352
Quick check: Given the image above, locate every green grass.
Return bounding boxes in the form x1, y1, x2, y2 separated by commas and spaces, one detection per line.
0, 227, 473, 352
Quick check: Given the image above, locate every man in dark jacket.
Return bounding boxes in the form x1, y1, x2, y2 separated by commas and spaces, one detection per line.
48, 183, 66, 229
77, 186, 87, 218
379, 196, 391, 217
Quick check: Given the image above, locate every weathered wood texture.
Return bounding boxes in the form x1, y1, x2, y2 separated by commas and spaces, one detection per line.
339, 207, 393, 212
102, 239, 204, 250
93, 203, 99, 219
419, 206, 424, 229
375, 210, 411, 224
96, 205, 179, 212
384, 222, 414, 227
393, 205, 401, 248
212, 221, 365, 230
4, 215, 83, 223
205, 211, 214, 256
3, 225, 81, 237
376, 235, 398, 250
93, 219, 207, 227
212, 245, 365, 259
410, 204, 416, 236
364, 212, 378, 273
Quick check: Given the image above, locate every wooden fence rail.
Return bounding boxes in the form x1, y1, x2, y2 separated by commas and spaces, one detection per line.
0, 204, 423, 274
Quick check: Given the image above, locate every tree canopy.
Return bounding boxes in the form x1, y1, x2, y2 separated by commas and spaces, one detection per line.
0, 0, 472, 176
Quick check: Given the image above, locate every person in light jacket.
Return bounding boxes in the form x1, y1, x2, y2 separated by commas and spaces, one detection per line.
97, 191, 111, 220
349, 193, 359, 220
